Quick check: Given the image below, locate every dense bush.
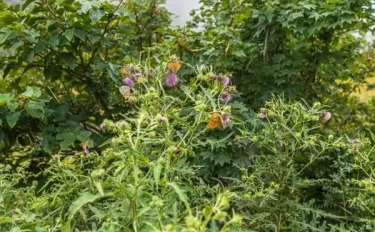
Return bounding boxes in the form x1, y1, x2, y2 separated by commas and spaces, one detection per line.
1, 0, 375, 231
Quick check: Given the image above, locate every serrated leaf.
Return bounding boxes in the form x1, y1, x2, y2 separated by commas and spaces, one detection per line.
74, 29, 86, 41
25, 99, 45, 118
87, 34, 101, 45
64, 28, 75, 42
89, 9, 105, 22
6, 111, 22, 128
167, 182, 190, 211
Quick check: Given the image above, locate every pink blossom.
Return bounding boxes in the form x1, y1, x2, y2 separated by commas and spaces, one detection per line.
322, 112, 331, 122
123, 77, 135, 87
220, 75, 230, 87
220, 93, 232, 104
165, 73, 179, 87
223, 114, 231, 125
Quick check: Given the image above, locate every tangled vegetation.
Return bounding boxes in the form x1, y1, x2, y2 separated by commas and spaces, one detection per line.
1, 0, 375, 231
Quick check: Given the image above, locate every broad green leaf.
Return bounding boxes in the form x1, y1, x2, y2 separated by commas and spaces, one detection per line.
77, 0, 99, 14
41, 133, 55, 154
0, 94, 11, 106
44, 65, 62, 80
64, 28, 75, 42
34, 40, 47, 54
87, 34, 101, 45
56, 132, 76, 149
22, 86, 42, 98
6, 99, 19, 112
47, 34, 59, 46
6, 111, 22, 128
22, 0, 36, 10
25, 99, 45, 118
74, 29, 86, 41
0, 29, 11, 44
89, 9, 105, 22
76, 130, 92, 142
60, 53, 77, 69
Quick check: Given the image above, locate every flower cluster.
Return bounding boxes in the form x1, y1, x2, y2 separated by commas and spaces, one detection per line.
165, 59, 181, 88
211, 73, 236, 105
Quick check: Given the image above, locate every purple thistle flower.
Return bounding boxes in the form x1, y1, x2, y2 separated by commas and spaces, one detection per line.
260, 112, 267, 119
84, 147, 90, 155
165, 73, 179, 88
322, 111, 331, 122
220, 93, 232, 104
223, 114, 231, 125
220, 75, 230, 87
123, 77, 135, 87
100, 123, 105, 130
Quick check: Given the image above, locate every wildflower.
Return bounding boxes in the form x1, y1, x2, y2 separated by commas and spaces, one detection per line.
165, 73, 179, 88
220, 74, 230, 87
123, 77, 135, 87
81, 141, 89, 155
100, 123, 105, 131
322, 111, 331, 122
173, 146, 180, 153
220, 93, 232, 104
259, 112, 267, 119
223, 114, 231, 125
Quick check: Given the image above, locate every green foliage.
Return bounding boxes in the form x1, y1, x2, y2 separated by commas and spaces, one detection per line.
1, 0, 375, 231
0, 60, 245, 231
0, 0, 172, 165
183, 0, 375, 108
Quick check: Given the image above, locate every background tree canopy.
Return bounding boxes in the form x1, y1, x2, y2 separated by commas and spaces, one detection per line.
1, 0, 375, 231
